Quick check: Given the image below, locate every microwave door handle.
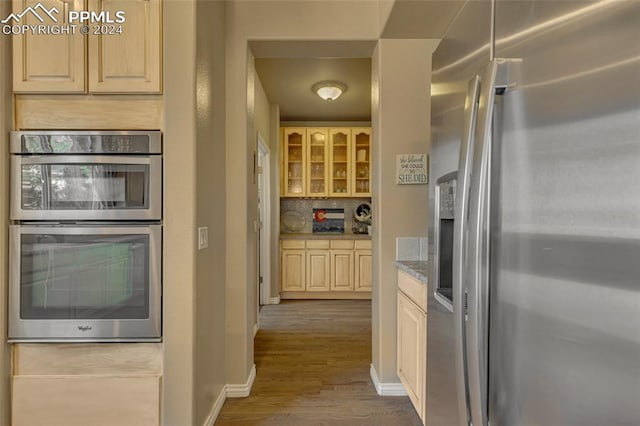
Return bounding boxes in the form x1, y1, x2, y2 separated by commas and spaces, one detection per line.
454, 75, 481, 425
18, 155, 152, 165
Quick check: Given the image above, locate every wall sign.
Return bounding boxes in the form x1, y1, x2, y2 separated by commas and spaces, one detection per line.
396, 154, 428, 184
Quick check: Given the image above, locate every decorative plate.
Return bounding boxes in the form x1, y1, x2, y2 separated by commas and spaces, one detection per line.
281, 210, 306, 232
354, 203, 372, 224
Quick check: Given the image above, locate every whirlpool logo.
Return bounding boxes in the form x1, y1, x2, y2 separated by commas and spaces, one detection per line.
2, 2, 126, 36
78, 325, 93, 332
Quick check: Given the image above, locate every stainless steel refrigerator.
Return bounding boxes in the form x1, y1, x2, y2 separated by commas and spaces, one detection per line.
427, 1, 640, 425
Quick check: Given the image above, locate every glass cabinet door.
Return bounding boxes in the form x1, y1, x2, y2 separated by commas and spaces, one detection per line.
352, 128, 371, 196
307, 129, 329, 197
329, 129, 351, 197
283, 129, 306, 196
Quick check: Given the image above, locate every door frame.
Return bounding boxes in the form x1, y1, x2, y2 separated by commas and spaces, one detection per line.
257, 133, 272, 306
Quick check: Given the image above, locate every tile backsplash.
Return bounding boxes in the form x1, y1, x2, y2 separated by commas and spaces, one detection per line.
396, 237, 428, 261
281, 198, 371, 234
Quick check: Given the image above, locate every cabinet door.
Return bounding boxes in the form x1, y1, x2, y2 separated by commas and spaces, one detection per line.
397, 292, 426, 422
352, 128, 371, 197
330, 250, 354, 291
88, 0, 161, 93
306, 128, 329, 197
281, 249, 305, 291
12, 0, 86, 93
354, 249, 372, 292
282, 128, 306, 197
306, 250, 330, 291
329, 129, 351, 197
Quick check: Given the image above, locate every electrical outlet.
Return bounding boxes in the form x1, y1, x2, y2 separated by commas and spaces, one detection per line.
198, 227, 208, 250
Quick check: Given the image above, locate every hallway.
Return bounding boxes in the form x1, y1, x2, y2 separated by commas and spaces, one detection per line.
215, 300, 421, 425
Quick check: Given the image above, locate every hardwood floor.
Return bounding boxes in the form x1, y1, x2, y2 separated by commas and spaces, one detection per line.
215, 300, 421, 426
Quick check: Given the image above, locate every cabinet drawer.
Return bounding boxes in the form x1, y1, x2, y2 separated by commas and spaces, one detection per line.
355, 240, 372, 250
281, 240, 305, 249
306, 240, 330, 249
398, 270, 427, 312
330, 240, 355, 249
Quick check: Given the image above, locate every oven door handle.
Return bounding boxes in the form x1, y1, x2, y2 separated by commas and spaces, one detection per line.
16, 225, 160, 235
17, 155, 153, 165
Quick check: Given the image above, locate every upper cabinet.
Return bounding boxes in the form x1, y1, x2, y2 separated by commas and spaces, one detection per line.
12, 0, 162, 93
307, 128, 329, 197
12, 0, 86, 92
282, 126, 371, 198
329, 129, 351, 197
351, 128, 371, 197
282, 128, 306, 197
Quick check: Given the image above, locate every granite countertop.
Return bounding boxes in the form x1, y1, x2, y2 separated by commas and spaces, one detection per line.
280, 233, 371, 240
395, 260, 428, 284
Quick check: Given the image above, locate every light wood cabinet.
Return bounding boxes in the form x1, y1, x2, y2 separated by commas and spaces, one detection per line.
329, 128, 351, 196
397, 270, 427, 424
281, 248, 305, 292
88, 0, 162, 93
12, 0, 86, 92
11, 343, 162, 426
307, 128, 329, 197
330, 249, 354, 291
282, 128, 306, 196
354, 249, 372, 292
351, 128, 371, 196
280, 238, 371, 297
306, 250, 330, 291
12, 0, 162, 93
281, 126, 371, 198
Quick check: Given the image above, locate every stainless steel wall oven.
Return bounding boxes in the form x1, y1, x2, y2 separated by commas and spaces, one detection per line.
9, 131, 162, 342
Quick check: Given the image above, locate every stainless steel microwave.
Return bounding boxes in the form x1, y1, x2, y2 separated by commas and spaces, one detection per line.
9, 224, 162, 342
10, 131, 162, 221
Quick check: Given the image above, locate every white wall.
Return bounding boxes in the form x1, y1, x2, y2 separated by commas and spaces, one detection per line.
194, 1, 227, 425
162, 0, 197, 423
163, 1, 227, 424
371, 39, 439, 383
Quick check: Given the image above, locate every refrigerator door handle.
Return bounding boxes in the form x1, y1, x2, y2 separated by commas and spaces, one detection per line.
454, 75, 481, 425
465, 58, 516, 426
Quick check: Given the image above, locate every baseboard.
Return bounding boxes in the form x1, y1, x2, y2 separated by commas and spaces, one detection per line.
269, 296, 280, 304
226, 364, 256, 398
370, 364, 407, 396
203, 387, 227, 426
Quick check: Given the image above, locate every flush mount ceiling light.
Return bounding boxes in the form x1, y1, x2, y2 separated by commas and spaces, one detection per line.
312, 81, 347, 101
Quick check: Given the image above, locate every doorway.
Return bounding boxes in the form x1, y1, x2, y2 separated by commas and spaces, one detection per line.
257, 133, 272, 309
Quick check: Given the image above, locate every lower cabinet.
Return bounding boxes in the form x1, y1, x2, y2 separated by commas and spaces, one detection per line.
354, 247, 372, 292
397, 270, 427, 424
11, 343, 162, 426
281, 238, 371, 297
281, 247, 306, 292
330, 250, 354, 291
307, 250, 331, 291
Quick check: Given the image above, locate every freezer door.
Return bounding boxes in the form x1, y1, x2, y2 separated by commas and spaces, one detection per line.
489, 1, 640, 425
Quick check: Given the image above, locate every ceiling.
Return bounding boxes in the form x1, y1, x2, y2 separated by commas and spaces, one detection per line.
255, 57, 372, 122
251, 1, 464, 122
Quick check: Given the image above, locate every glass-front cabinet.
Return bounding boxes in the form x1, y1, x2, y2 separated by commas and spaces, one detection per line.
281, 127, 371, 198
307, 129, 329, 197
329, 129, 351, 197
352, 128, 371, 197
283, 128, 306, 197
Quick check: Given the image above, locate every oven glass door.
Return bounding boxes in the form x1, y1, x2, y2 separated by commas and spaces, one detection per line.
12, 156, 161, 220
10, 225, 161, 341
